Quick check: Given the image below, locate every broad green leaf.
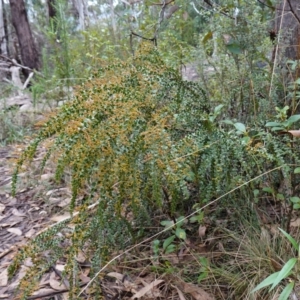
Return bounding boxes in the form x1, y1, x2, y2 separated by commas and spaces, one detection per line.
222, 119, 234, 125
263, 187, 273, 194
242, 136, 251, 144
226, 42, 242, 54
199, 256, 208, 267
265, 0, 275, 10
278, 281, 295, 300
190, 212, 204, 223
293, 203, 300, 209
214, 104, 224, 114
265, 122, 282, 127
283, 120, 291, 128
253, 189, 259, 197
251, 271, 280, 293
176, 216, 185, 228
163, 235, 176, 251
279, 228, 299, 250
234, 122, 246, 133
175, 228, 186, 240
197, 272, 208, 283
165, 244, 176, 254
277, 193, 284, 201
153, 239, 160, 246
161, 220, 174, 228
294, 167, 300, 174
271, 127, 285, 131
270, 258, 297, 291
189, 216, 198, 223
290, 197, 300, 203
287, 114, 300, 124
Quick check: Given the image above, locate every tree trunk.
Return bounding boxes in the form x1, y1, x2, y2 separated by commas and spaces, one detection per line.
72, 0, 88, 31
0, 0, 7, 55
9, 0, 40, 75
275, 0, 300, 72
109, 0, 117, 35
47, 0, 56, 20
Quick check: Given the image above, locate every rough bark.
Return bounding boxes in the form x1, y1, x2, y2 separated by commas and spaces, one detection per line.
72, 0, 88, 31
109, 0, 117, 34
0, 0, 7, 55
275, 0, 300, 65
274, 0, 300, 108
9, 0, 40, 75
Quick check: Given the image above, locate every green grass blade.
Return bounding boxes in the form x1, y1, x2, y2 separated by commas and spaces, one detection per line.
251, 271, 280, 293
270, 258, 297, 291
278, 281, 295, 300
279, 228, 299, 251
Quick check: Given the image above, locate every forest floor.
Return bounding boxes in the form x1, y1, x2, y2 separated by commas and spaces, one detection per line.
0, 143, 72, 299
0, 142, 217, 299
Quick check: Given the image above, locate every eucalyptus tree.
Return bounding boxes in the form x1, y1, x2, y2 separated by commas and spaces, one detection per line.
0, 0, 7, 55
9, 0, 40, 75
274, 0, 300, 74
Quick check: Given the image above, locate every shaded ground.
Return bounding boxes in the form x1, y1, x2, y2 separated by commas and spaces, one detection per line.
0, 145, 72, 299
0, 145, 216, 300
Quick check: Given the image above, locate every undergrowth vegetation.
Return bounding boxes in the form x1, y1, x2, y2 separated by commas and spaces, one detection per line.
5, 1, 300, 299
8, 42, 300, 299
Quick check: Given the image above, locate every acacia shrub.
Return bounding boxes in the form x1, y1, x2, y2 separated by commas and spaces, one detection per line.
9, 44, 210, 298
9, 44, 300, 298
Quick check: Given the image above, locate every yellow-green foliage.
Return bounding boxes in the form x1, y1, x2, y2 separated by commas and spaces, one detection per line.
13, 44, 203, 213
10, 44, 209, 298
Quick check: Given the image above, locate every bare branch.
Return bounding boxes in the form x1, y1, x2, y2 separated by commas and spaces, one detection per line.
286, 0, 300, 25
23, 72, 34, 89
0, 55, 43, 79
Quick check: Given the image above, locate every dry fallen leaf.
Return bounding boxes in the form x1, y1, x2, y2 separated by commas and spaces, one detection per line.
41, 173, 54, 181
51, 213, 71, 222
178, 281, 215, 300
123, 277, 138, 293
0, 269, 8, 287
32, 288, 58, 297
76, 251, 86, 263
290, 218, 300, 227
25, 228, 36, 238
198, 226, 207, 238
58, 198, 71, 207
107, 272, 124, 281
174, 285, 187, 300
79, 273, 90, 284
11, 208, 26, 217
61, 292, 69, 300
7, 228, 22, 236
24, 258, 34, 267
49, 197, 60, 204
131, 279, 164, 299
49, 272, 66, 291
55, 264, 65, 272
0, 204, 5, 214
